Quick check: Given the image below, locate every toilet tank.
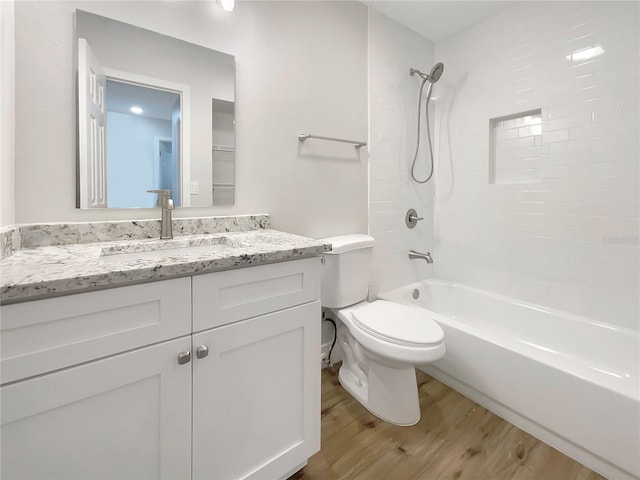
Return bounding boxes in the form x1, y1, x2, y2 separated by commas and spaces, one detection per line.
319, 234, 375, 308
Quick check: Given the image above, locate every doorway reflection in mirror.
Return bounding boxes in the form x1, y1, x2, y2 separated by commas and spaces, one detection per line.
105, 80, 181, 208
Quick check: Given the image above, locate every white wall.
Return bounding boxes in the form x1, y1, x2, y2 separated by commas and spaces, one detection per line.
434, 2, 639, 329
13, 1, 368, 239
0, 0, 15, 227
368, 8, 435, 296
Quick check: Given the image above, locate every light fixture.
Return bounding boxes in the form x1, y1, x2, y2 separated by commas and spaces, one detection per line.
217, 0, 235, 12
130, 106, 144, 115
565, 45, 605, 62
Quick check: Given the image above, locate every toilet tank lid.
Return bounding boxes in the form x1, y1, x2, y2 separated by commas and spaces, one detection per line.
319, 234, 375, 254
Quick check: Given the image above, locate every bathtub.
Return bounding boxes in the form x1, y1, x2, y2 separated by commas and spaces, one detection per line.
379, 279, 639, 480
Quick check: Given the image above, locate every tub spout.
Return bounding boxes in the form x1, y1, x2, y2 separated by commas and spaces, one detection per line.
408, 250, 433, 263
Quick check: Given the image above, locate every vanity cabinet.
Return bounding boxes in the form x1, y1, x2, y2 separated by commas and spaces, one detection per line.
0, 257, 321, 480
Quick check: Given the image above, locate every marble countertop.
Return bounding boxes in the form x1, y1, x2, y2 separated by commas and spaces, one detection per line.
1, 229, 331, 305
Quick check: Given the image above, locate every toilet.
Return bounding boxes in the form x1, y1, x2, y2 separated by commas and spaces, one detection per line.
320, 234, 445, 426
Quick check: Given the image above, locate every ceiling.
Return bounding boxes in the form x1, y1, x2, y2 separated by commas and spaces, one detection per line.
106, 80, 180, 121
362, 1, 515, 43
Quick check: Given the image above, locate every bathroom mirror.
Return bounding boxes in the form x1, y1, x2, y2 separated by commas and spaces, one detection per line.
75, 10, 235, 209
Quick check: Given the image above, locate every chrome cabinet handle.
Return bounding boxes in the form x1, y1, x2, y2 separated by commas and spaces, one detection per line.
177, 350, 191, 365
196, 345, 209, 359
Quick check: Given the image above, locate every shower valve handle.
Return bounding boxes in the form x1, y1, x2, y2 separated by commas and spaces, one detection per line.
405, 209, 423, 229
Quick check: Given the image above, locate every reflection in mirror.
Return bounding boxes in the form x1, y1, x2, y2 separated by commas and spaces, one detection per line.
75, 10, 235, 209
212, 99, 235, 205
105, 80, 181, 208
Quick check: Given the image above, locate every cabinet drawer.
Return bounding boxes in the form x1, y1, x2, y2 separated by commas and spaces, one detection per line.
192, 257, 320, 332
1, 278, 191, 384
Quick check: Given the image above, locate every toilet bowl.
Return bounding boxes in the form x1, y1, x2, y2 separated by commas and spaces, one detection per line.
320, 234, 445, 426
330, 300, 444, 426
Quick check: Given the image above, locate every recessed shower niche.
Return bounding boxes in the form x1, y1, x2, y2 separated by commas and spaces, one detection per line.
489, 109, 542, 184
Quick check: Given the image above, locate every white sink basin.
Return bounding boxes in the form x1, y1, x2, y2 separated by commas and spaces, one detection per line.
100, 238, 234, 263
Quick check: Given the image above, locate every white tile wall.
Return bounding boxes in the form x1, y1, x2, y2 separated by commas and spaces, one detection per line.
434, 1, 639, 330
368, 8, 436, 296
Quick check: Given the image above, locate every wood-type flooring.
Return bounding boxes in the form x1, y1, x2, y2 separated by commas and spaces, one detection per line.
291, 366, 605, 480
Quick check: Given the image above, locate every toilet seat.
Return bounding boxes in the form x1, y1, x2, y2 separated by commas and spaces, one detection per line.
352, 300, 444, 347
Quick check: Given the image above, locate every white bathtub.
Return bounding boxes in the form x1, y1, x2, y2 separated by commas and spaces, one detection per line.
380, 279, 639, 480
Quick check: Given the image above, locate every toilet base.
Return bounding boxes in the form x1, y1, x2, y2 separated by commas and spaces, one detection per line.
338, 361, 421, 426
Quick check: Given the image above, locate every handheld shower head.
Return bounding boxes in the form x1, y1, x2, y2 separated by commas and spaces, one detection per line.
410, 63, 444, 83
409, 61, 445, 184
428, 62, 444, 83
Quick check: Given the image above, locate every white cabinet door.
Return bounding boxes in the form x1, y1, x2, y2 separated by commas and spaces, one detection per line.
192, 301, 321, 480
1, 337, 192, 480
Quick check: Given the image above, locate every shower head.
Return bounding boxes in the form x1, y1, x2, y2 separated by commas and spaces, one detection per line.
428, 62, 444, 83
410, 62, 445, 83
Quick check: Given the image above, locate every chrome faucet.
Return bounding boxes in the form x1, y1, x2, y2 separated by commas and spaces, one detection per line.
408, 250, 433, 263
147, 189, 174, 239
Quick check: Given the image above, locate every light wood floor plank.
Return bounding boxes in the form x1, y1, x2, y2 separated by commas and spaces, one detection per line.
291, 367, 605, 480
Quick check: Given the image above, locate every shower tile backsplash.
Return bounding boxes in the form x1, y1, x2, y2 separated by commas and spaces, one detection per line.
434, 1, 639, 330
